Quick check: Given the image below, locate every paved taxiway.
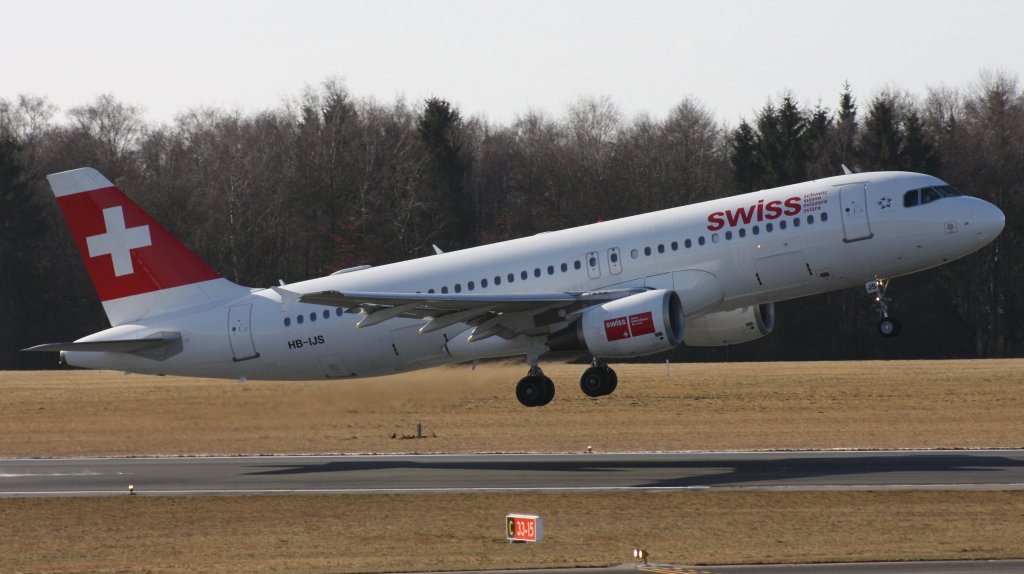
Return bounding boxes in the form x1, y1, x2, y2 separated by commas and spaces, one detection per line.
2, 449, 1023, 497
439, 562, 1024, 574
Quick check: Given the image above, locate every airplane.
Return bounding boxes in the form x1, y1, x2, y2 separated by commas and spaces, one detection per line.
25, 167, 1004, 407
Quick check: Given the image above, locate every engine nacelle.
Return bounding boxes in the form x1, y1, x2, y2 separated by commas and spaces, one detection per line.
549, 289, 684, 358
683, 303, 775, 346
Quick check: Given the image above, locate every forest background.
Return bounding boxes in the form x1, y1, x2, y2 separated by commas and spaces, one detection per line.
1, 71, 1021, 369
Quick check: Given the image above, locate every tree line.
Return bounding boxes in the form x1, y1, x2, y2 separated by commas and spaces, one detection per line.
1, 71, 1021, 369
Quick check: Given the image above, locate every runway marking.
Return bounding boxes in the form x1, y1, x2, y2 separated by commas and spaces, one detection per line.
4, 482, 1024, 498
641, 567, 718, 574
0, 471, 99, 478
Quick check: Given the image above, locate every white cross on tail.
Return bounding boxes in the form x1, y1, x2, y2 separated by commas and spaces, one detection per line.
86, 206, 152, 276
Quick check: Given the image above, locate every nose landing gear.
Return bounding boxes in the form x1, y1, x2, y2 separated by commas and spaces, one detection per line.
867, 278, 902, 338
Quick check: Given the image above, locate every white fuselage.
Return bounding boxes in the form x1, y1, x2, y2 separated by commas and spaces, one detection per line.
65, 172, 1004, 379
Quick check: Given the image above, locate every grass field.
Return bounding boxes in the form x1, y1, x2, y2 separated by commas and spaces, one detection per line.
3, 360, 1024, 573
1, 359, 1022, 457
2, 491, 1023, 573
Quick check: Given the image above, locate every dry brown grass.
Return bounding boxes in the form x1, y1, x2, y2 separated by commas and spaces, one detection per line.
1, 490, 1022, 573
2, 360, 1023, 457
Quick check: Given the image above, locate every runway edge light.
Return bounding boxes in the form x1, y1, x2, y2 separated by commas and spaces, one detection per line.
506, 514, 543, 543
632, 546, 649, 564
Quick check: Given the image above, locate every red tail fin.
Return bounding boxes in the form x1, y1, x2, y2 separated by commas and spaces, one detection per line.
48, 168, 245, 325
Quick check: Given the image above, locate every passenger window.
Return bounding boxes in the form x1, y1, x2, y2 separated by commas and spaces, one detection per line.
534, 268, 541, 278
310, 312, 316, 322
631, 249, 639, 259
455, 284, 462, 293
336, 308, 343, 316
657, 244, 665, 254
698, 236, 706, 246
752, 225, 760, 235
561, 262, 568, 272
574, 260, 582, 270
766, 222, 774, 232
739, 228, 746, 238
793, 217, 801, 227
284, 317, 291, 327
521, 271, 528, 280
725, 231, 733, 240
609, 253, 618, 263
428, 288, 435, 294
468, 281, 475, 290
712, 234, 719, 243
685, 239, 692, 248
323, 310, 329, 319
297, 315, 304, 324
588, 256, 597, 267
671, 241, 678, 251
547, 265, 554, 275
508, 273, 515, 283
644, 246, 652, 256
807, 214, 814, 224
780, 220, 787, 230
494, 276, 501, 285
441, 286, 449, 294
821, 212, 829, 222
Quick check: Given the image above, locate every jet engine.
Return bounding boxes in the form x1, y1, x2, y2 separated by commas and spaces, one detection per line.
549, 289, 685, 357
682, 303, 775, 346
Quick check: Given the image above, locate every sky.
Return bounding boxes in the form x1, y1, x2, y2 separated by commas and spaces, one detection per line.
2, 0, 1022, 126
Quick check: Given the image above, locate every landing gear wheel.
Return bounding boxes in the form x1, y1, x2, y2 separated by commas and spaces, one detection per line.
516, 375, 554, 407
866, 277, 902, 338
580, 365, 617, 397
878, 317, 902, 338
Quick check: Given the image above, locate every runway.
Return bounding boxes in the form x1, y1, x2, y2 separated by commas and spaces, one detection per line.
439, 562, 1024, 574
2, 449, 1024, 497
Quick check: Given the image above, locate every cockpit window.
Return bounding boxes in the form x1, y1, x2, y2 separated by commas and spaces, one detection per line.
903, 185, 962, 208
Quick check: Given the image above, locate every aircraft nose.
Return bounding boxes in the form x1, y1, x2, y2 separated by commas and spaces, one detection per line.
971, 198, 1005, 242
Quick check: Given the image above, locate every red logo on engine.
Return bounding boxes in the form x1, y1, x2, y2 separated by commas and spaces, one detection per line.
604, 317, 631, 341
605, 312, 656, 341
629, 312, 655, 336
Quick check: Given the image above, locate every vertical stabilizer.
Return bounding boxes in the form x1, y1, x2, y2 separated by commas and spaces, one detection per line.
48, 167, 248, 325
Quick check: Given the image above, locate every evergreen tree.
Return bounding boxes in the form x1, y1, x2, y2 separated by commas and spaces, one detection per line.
730, 120, 760, 190
0, 134, 44, 367
417, 97, 473, 250
859, 94, 902, 169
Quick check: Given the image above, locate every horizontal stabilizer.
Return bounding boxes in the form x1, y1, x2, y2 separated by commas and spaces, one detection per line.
23, 332, 182, 360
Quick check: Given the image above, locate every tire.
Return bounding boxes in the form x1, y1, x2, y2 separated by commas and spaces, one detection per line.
878, 317, 902, 338
580, 367, 616, 397
516, 376, 544, 407
539, 377, 555, 406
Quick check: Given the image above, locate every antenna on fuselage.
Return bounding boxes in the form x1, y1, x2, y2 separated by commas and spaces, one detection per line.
841, 164, 854, 175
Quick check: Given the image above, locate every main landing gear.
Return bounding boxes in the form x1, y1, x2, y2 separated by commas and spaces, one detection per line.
516, 366, 555, 407
867, 278, 902, 338
579, 359, 618, 397
515, 359, 620, 407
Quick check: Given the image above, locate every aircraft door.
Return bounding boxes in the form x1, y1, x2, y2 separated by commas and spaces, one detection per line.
586, 251, 602, 279
228, 304, 260, 361
839, 184, 873, 242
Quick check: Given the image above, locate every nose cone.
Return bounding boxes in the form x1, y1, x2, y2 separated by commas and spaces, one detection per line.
975, 199, 1006, 243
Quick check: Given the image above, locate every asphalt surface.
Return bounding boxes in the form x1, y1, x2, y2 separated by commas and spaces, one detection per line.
2, 449, 1024, 497
395, 561, 1024, 574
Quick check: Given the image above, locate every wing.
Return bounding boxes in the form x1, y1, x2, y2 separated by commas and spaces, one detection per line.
296, 289, 647, 341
